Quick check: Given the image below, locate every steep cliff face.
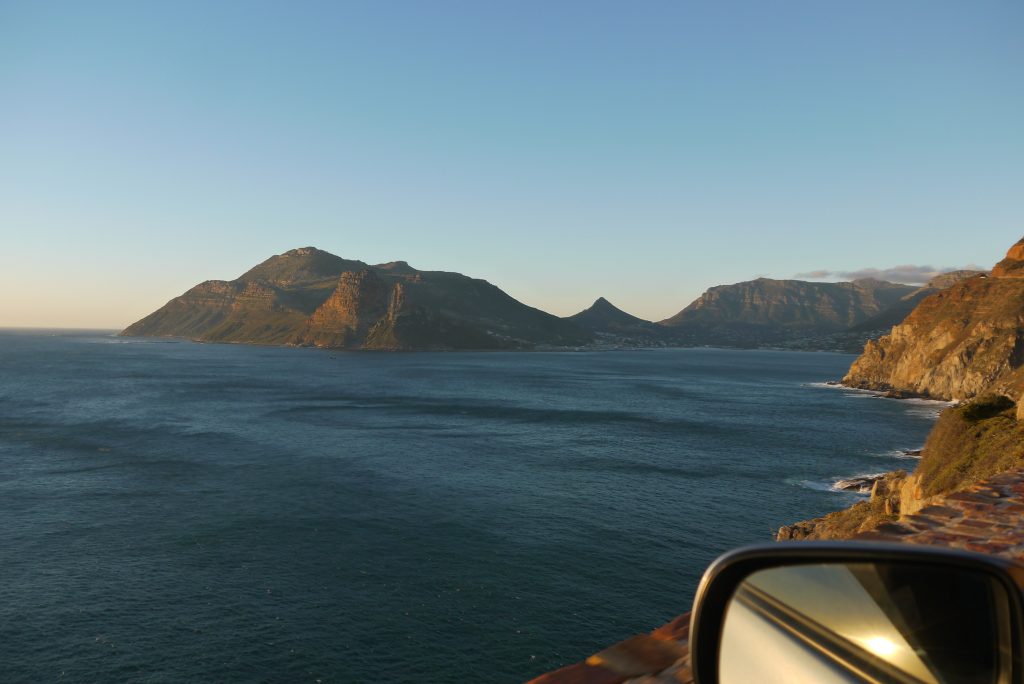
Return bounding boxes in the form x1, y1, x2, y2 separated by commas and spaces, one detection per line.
296, 270, 392, 348
781, 238, 1024, 541
123, 247, 591, 350
844, 239, 1024, 401
658, 278, 919, 345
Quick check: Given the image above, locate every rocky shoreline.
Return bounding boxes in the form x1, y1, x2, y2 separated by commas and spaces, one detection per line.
780, 238, 1024, 542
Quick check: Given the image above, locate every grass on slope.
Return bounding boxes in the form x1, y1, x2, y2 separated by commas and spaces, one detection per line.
916, 396, 1024, 497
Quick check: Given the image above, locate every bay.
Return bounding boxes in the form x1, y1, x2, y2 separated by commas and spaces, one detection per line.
0, 331, 938, 682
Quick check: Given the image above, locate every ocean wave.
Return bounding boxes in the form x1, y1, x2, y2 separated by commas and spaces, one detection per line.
804, 382, 953, 402
830, 472, 887, 494
791, 478, 836, 493
789, 472, 886, 495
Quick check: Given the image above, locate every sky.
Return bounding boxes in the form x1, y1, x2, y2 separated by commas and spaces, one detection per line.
1, 1, 1022, 328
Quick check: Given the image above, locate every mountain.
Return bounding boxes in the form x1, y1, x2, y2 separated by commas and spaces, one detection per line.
847, 270, 985, 333
566, 297, 668, 343
844, 238, 1024, 401
657, 278, 920, 346
122, 247, 591, 350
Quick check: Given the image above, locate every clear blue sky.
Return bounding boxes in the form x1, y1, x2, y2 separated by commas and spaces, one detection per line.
2, 1, 1021, 328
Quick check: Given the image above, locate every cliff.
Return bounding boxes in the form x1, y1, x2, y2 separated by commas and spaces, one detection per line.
123, 247, 591, 350
781, 236, 1024, 541
658, 278, 919, 346
843, 239, 1024, 401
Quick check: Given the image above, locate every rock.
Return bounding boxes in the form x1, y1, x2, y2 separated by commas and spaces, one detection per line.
898, 473, 928, 518
992, 238, 1024, 278
869, 470, 907, 516
297, 269, 391, 348
843, 236, 1024, 401
834, 474, 885, 493
777, 521, 819, 541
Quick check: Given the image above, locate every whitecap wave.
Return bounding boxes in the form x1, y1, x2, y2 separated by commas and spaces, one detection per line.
830, 472, 886, 494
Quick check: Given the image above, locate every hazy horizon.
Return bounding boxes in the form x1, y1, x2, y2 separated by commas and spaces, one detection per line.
3, 1, 1022, 328
0, 242, 1002, 330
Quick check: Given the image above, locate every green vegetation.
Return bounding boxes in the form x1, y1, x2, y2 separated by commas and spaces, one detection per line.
959, 394, 1016, 422
915, 398, 1024, 497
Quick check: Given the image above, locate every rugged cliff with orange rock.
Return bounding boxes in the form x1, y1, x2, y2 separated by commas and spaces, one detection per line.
779, 236, 1024, 541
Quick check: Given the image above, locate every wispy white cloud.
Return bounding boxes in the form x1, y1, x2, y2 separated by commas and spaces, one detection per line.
794, 264, 986, 285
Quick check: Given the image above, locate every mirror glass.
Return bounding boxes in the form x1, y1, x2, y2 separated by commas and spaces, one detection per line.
719, 562, 1010, 684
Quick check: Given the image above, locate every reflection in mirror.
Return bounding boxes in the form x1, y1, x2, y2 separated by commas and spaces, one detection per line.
719, 562, 1010, 684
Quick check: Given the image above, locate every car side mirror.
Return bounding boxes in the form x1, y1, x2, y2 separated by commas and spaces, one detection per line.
689, 542, 1024, 684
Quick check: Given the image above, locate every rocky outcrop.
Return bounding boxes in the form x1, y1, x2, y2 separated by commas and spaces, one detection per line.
843, 238, 1024, 401
993, 238, 1024, 278
296, 270, 391, 348
780, 392, 1024, 541
776, 470, 909, 541
123, 247, 592, 350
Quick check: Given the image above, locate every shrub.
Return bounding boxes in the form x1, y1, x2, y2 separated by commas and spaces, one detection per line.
960, 394, 1016, 422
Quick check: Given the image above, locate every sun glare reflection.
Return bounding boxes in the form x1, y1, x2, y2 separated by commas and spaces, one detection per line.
863, 636, 900, 658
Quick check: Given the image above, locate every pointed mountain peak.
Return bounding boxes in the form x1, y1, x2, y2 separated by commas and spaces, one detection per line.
570, 297, 649, 325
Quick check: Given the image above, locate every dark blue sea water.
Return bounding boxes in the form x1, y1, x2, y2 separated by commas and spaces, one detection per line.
0, 331, 940, 682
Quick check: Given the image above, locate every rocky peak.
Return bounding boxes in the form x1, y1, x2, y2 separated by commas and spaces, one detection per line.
237, 247, 368, 286
373, 260, 418, 275
992, 237, 1024, 278
283, 246, 324, 257
924, 270, 986, 290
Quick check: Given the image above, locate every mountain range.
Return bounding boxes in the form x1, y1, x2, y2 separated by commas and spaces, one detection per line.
122, 246, 983, 351
122, 248, 588, 350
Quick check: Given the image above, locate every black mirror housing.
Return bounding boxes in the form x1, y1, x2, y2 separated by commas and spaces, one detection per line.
689, 542, 1024, 684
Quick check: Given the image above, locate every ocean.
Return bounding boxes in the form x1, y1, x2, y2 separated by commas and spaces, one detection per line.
0, 331, 940, 682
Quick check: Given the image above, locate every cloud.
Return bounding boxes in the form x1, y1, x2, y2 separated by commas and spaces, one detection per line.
795, 269, 832, 279
794, 264, 985, 285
